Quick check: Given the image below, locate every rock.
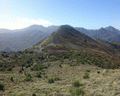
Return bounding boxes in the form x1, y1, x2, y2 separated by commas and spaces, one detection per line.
102, 69, 108, 73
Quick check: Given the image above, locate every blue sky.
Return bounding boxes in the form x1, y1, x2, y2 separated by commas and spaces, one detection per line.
0, 0, 120, 29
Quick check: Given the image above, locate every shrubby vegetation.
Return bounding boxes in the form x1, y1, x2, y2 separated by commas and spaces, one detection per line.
35, 71, 42, 78
0, 83, 4, 91
73, 80, 82, 87
10, 76, 14, 82
32, 92, 36, 96
0, 49, 119, 73
48, 78, 54, 83
76, 88, 85, 96
83, 72, 89, 79
23, 73, 32, 81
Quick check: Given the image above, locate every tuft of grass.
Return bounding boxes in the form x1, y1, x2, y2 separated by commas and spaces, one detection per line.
35, 72, 42, 78
54, 77, 61, 81
48, 78, 54, 83
86, 69, 90, 72
59, 64, 62, 68
76, 88, 85, 96
23, 73, 32, 81
73, 80, 82, 87
83, 72, 89, 79
7, 66, 12, 71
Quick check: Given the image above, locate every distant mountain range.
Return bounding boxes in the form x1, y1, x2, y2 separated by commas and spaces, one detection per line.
0, 25, 120, 52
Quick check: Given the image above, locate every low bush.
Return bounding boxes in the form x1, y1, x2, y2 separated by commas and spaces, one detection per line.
54, 77, 61, 81
97, 71, 100, 74
73, 80, 82, 87
7, 66, 12, 71
0, 67, 5, 71
35, 72, 42, 78
76, 88, 85, 96
83, 72, 89, 79
32, 92, 36, 96
86, 69, 90, 72
23, 73, 31, 81
48, 78, 54, 83
59, 64, 62, 68
0, 83, 4, 91
10, 76, 14, 82
19, 69, 22, 73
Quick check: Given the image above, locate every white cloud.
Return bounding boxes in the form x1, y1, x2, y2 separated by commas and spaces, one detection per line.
0, 17, 53, 30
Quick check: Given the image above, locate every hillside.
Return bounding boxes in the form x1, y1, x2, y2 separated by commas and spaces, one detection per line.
0, 30, 49, 51
31, 25, 120, 54
1, 25, 120, 96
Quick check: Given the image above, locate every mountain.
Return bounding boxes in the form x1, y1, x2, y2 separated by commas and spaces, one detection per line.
0, 25, 120, 52
31, 25, 120, 54
75, 27, 90, 35
89, 26, 120, 42
0, 29, 12, 33
0, 25, 60, 52
0, 30, 49, 51
3, 47, 12, 52
14, 25, 59, 33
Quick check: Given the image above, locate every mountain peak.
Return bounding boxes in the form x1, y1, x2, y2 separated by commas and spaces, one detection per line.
105, 26, 116, 30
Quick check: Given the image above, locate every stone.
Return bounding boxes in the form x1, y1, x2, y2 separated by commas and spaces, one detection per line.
102, 69, 108, 73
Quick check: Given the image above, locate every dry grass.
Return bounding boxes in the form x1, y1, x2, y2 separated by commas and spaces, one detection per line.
1, 59, 120, 96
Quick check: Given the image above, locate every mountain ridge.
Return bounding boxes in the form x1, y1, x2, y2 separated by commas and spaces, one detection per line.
0, 24, 120, 52
31, 25, 120, 54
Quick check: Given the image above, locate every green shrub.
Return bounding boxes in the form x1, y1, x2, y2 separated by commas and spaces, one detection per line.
76, 88, 85, 96
48, 78, 54, 83
97, 71, 100, 74
7, 66, 12, 71
73, 80, 82, 87
44, 75, 48, 78
59, 64, 62, 68
32, 92, 36, 96
10, 76, 14, 82
19, 69, 22, 73
30, 66, 34, 71
0, 83, 4, 91
23, 73, 31, 81
21, 67, 24, 71
83, 72, 89, 79
35, 72, 42, 78
0, 67, 5, 71
86, 69, 90, 72
54, 77, 61, 81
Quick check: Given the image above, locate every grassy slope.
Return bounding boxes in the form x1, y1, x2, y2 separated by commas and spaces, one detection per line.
1, 60, 120, 96
0, 50, 120, 96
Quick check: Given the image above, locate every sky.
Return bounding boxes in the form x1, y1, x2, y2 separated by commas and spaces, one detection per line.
0, 0, 120, 30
